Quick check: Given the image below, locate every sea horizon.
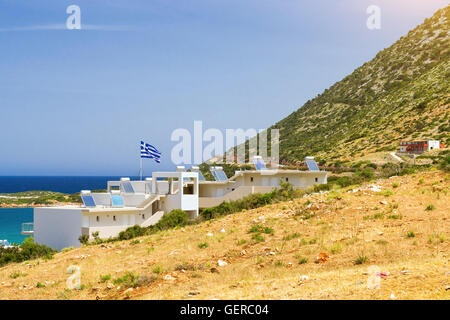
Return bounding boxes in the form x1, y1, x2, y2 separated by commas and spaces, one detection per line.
0, 176, 143, 194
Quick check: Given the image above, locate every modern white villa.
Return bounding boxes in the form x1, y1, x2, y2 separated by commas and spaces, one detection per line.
25, 157, 327, 250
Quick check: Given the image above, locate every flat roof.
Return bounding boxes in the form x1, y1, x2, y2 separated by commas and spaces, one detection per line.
199, 169, 327, 184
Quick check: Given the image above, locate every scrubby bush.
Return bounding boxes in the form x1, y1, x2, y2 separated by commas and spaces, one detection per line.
200, 180, 303, 221
152, 209, 190, 231
78, 234, 89, 245
248, 224, 274, 235
356, 167, 374, 180
0, 237, 56, 267
118, 225, 148, 241
118, 209, 192, 241
354, 254, 369, 265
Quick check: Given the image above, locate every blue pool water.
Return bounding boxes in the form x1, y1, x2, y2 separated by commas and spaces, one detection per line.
0, 208, 33, 244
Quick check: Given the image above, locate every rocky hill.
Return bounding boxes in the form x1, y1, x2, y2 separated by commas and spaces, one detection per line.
268, 6, 449, 165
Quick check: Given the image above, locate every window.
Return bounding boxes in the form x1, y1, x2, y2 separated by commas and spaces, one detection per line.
315, 177, 318, 182
250, 177, 254, 182
285, 177, 289, 182
96, 216, 99, 222
113, 216, 116, 221
142, 214, 145, 219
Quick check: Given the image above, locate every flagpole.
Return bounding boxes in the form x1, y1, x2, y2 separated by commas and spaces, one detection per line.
140, 156, 143, 181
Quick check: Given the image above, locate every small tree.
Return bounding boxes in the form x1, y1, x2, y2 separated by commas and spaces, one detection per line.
78, 234, 89, 245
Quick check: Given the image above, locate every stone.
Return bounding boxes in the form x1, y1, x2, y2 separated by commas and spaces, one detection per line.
314, 252, 329, 263
217, 259, 228, 267
164, 275, 176, 281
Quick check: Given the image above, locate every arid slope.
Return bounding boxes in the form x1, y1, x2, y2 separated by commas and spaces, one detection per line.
0, 170, 448, 300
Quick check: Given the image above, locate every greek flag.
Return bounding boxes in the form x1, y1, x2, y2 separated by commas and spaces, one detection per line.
140, 141, 161, 163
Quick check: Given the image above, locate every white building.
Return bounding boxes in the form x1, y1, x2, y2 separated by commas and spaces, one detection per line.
398, 140, 443, 153
26, 157, 327, 250
197, 167, 327, 208
31, 171, 198, 250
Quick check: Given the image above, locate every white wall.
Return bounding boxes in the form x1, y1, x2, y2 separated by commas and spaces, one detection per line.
122, 194, 147, 207
34, 208, 83, 250
428, 140, 440, 150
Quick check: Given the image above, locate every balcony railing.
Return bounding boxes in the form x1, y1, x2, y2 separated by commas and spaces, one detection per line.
21, 223, 34, 235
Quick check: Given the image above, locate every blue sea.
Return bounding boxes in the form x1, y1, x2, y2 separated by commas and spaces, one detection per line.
0, 176, 141, 194
0, 176, 140, 244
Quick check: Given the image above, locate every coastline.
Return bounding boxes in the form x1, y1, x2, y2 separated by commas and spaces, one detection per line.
0, 190, 82, 208
0, 202, 81, 209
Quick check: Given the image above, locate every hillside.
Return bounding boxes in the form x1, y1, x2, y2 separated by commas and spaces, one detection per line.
0, 191, 81, 208
0, 170, 448, 300
264, 6, 450, 165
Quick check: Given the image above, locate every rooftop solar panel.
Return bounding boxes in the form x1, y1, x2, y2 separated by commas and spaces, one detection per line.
209, 167, 228, 181
197, 171, 205, 181
122, 182, 135, 193
306, 160, 320, 171
81, 195, 96, 207
216, 171, 228, 181
111, 195, 124, 207
254, 159, 267, 170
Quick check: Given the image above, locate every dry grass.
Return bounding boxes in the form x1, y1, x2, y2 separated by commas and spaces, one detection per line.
0, 170, 449, 300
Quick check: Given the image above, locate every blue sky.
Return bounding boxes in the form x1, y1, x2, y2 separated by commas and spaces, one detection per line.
0, 0, 447, 175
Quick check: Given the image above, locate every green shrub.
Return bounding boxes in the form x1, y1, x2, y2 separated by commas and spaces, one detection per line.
113, 272, 139, 288
113, 272, 155, 288
200, 181, 303, 221
356, 167, 374, 180
274, 260, 284, 267
248, 224, 274, 235
283, 233, 301, 241
152, 265, 163, 274
198, 242, 209, 249
354, 254, 369, 265
298, 257, 308, 264
406, 231, 415, 238
0, 237, 57, 268
100, 274, 111, 282
9, 271, 27, 279
425, 204, 435, 211
78, 234, 89, 245
61, 247, 74, 253
377, 189, 393, 197
152, 209, 190, 231
251, 233, 265, 243
118, 209, 192, 241
330, 243, 342, 254
236, 239, 247, 246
